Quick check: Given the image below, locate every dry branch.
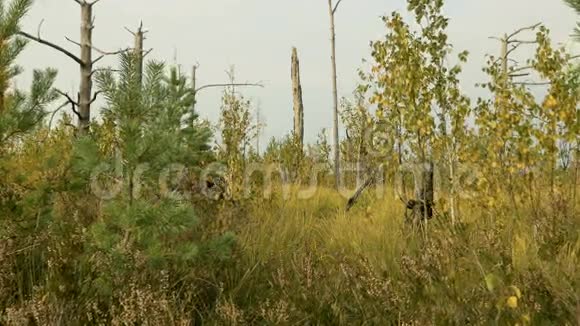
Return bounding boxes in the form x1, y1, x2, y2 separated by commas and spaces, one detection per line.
506, 23, 541, 40
195, 82, 264, 93
18, 31, 83, 65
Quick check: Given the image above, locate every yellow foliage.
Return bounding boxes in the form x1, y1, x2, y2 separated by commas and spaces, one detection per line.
506, 296, 518, 309
543, 95, 558, 109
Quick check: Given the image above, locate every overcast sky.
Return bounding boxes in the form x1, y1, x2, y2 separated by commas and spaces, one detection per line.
15, 0, 579, 146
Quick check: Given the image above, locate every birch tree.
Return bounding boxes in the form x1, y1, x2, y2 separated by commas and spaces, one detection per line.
327, 0, 345, 189
366, 0, 471, 223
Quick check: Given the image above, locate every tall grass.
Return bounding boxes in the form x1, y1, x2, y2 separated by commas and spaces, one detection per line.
204, 186, 580, 325
2, 184, 579, 325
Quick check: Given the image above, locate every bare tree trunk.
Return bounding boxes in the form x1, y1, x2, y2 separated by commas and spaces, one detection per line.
416, 161, 434, 220
291, 47, 304, 148
501, 34, 508, 79
78, 2, 93, 133
327, 0, 341, 189
191, 64, 198, 115
357, 135, 364, 187
134, 23, 144, 86
255, 105, 262, 156
448, 139, 457, 224
19, 1, 130, 135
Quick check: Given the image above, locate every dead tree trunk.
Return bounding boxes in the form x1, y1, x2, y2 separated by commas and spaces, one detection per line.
327, 0, 344, 190
255, 105, 263, 156
191, 64, 198, 113
346, 170, 376, 212
417, 161, 434, 220
405, 162, 434, 224
291, 47, 304, 148
126, 22, 149, 86
134, 24, 145, 85
19, 0, 128, 134
78, 1, 92, 133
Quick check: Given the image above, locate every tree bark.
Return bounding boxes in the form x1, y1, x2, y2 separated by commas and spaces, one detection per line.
78, 2, 93, 134
18, 1, 119, 134
291, 47, 304, 148
501, 34, 508, 79
134, 24, 144, 86
447, 139, 458, 224
327, 0, 340, 189
415, 161, 434, 221
191, 64, 197, 113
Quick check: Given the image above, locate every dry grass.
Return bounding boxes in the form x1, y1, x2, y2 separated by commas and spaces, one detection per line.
2, 185, 579, 325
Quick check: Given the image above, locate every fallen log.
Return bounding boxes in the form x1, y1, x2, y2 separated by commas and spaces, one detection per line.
345, 172, 377, 212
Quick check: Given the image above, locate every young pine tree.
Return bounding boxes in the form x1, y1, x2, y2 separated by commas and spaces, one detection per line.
65, 52, 233, 308
0, 0, 58, 145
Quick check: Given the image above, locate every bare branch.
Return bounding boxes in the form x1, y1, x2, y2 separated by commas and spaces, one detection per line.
64, 36, 81, 47
48, 101, 69, 130
92, 48, 131, 64
332, 0, 344, 14
124, 26, 136, 36
90, 91, 102, 104
65, 36, 131, 57
18, 31, 84, 65
94, 46, 131, 56
89, 0, 102, 6
514, 81, 551, 86
507, 39, 538, 45
70, 104, 81, 119
509, 73, 530, 78
55, 89, 79, 106
92, 54, 106, 65
143, 48, 153, 58
507, 23, 541, 41
36, 19, 45, 38
505, 41, 538, 58
195, 82, 264, 93
125, 22, 149, 37
90, 67, 120, 77
510, 65, 533, 73
73, 0, 83, 4
506, 45, 519, 58
55, 90, 82, 121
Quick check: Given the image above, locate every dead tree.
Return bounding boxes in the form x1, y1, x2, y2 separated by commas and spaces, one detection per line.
291, 47, 304, 148
404, 162, 434, 224
255, 102, 265, 156
488, 23, 543, 84
125, 22, 150, 85
345, 161, 435, 225
345, 169, 377, 212
19, 0, 128, 134
327, 0, 345, 190
190, 63, 264, 114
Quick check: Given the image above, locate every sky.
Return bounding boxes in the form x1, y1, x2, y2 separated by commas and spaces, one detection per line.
15, 0, 579, 148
